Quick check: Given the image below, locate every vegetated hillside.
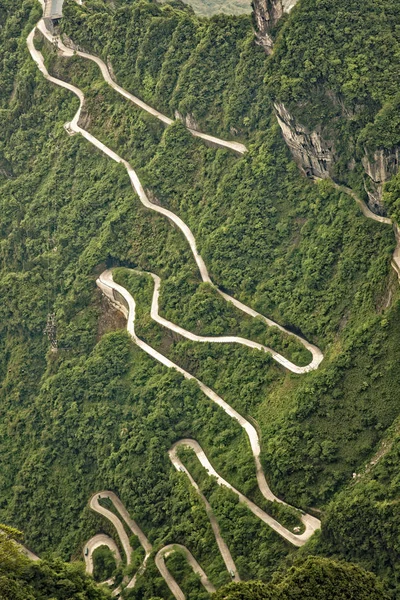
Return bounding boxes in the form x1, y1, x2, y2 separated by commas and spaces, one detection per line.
0, 0, 400, 597
0, 524, 110, 600
161, 0, 251, 17
212, 556, 390, 600
267, 0, 400, 205
0, 523, 386, 600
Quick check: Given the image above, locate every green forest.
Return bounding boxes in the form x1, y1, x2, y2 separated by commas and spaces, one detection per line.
161, 0, 251, 17
1, 0, 400, 598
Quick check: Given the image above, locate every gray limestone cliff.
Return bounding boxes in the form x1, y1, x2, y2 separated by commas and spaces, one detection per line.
252, 0, 299, 52
274, 102, 400, 214
362, 149, 400, 214
174, 110, 200, 132
274, 102, 335, 179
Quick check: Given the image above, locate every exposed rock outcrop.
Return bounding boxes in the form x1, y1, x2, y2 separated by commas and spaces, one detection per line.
174, 110, 200, 132
282, 0, 300, 10
275, 102, 400, 215
252, 0, 299, 52
362, 148, 400, 214
274, 102, 335, 179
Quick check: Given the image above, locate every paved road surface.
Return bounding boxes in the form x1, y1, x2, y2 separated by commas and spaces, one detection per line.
83, 533, 121, 575
26, 6, 400, 596
122, 268, 318, 373
28, 21, 324, 374
89, 492, 152, 593
37, 21, 247, 155
97, 270, 321, 546
332, 182, 400, 280
156, 544, 217, 599
87, 491, 216, 598
170, 439, 318, 546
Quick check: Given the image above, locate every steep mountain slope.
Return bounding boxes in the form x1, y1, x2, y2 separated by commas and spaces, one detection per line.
0, 523, 110, 600
162, 0, 251, 17
267, 0, 400, 210
1, 0, 400, 598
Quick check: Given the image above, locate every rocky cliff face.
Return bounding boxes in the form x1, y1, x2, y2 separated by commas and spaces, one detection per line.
362, 148, 400, 214
275, 102, 400, 213
175, 110, 200, 132
274, 102, 335, 179
252, 0, 299, 52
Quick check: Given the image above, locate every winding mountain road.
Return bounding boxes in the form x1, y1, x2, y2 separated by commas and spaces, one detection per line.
89, 493, 135, 566
97, 269, 321, 546
331, 183, 400, 280
83, 533, 121, 576
169, 445, 240, 580
122, 268, 316, 373
87, 491, 218, 598
170, 439, 314, 544
89, 492, 152, 593
28, 21, 323, 374
37, 18, 400, 280
156, 544, 217, 599
25, 5, 400, 598
37, 20, 247, 155
27, 13, 321, 594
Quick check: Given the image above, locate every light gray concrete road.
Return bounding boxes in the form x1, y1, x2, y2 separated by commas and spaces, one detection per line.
123, 268, 318, 373
167, 451, 240, 580
170, 439, 319, 546
37, 20, 247, 155
156, 544, 217, 599
87, 491, 217, 598
20, 545, 40, 561
89, 492, 151, 594
27, 3, 399, 592
332, 182, 400, 280
29, 1, 320, 555
29, 19, 324, 374
90, 493, 134, 566
83, 533, 121, 576
97, 270, 321, 546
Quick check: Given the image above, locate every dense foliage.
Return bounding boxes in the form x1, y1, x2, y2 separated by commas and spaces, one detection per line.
1, 0, 400, 597
92, 546, 117, 583
213, 557, 390, 600
267, 0, 400, 184
0, 524, 110, 600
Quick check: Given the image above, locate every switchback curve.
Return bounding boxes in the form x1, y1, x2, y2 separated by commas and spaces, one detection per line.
37, 20, 247, 155
155, 545, 217, 599
331, 182, 400, 280
90, 492, 152, 593
83, 533, 121, 577
28, 21, 323, 373
30, 5, 400, 596
117, 268, 316, 373
97, 269, 321, 545
21, 2, 400, 596
38, 18, 400, 280
88, 492, 221, 598
27, 12, 320, 564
